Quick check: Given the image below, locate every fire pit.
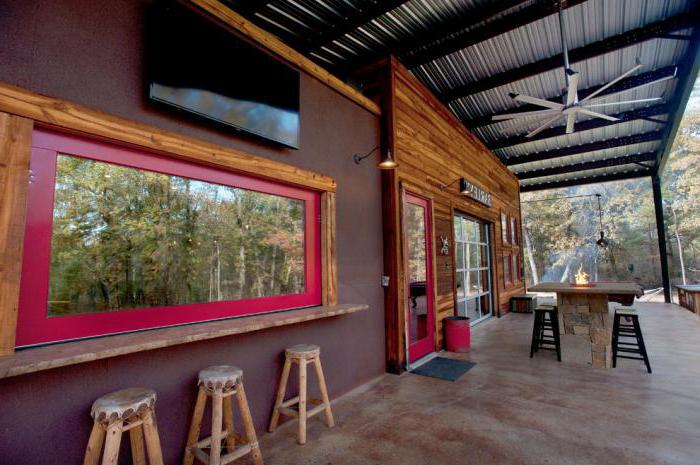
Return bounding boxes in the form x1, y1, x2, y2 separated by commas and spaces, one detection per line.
529, 281, 643, 368
573, 265, 595, 287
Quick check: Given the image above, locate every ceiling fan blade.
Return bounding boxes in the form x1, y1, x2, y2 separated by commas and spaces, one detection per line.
565, 111, 576, 133
566, 70, 579, 106
509, 93, 564, 109
580, 63, 644, 103
491, 109, 562, 121
581, 97, 662, 108
525, 115, 563, 138
576, 108, 621, 122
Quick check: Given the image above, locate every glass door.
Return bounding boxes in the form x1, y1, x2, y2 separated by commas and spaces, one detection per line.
454, 214, 492, 325
404, 193, 435, 362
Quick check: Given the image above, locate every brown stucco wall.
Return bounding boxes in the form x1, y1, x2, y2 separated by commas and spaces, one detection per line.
0, 1, 385, 463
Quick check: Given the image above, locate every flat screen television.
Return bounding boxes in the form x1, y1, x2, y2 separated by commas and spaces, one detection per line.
147, 3, 300, 149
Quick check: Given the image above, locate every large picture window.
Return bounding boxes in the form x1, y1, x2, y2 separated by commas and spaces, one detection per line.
17, 130, 321, 346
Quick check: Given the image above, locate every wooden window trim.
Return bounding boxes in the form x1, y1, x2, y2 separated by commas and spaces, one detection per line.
0, 85, 340, 355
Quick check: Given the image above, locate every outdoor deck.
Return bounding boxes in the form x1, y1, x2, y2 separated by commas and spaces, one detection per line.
256, 302, 700, 465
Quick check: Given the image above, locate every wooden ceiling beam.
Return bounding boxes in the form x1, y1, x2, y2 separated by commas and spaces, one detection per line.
466, 66, 677, 128
403, 0, 588, 69
515, 152, 657, 180
441, 10, 697, 102
489, 103, 670, 150
505, 130, 664, 166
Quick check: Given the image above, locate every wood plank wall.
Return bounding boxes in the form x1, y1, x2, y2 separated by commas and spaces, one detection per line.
383, 59, 524, 371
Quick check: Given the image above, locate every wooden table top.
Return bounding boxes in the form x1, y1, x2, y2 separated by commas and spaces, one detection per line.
675, 284, 700, 292
529, 282, 643, 297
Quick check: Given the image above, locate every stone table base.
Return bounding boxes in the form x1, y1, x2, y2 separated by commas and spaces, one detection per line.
557, 293, 613, 368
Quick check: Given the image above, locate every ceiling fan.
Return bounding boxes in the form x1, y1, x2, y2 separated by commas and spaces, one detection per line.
491, 3, 663, 138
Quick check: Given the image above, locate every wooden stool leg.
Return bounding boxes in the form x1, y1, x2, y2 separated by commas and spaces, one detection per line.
236, 383, 264, 465
101, 422, 123, 465
298, 358, 308, 445
142, 410, 165, 465
130, 424, 146, 465
313, 356, 334, 427
183, 386, 208, 465
269, 357, 292, 432
222, 395, 236, 452
83, 422, 105, 465
210, 391, 224, 465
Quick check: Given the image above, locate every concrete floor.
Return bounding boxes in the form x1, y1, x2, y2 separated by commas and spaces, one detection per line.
250, 303, 700, 465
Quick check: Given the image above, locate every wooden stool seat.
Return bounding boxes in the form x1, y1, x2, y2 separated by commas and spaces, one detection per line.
285, 344, 321, 358
269, 345, 333, 445
91, 388, 156, 424
198, 365, 243, 392
184, 366, 263, 465
84, 388, 164, 465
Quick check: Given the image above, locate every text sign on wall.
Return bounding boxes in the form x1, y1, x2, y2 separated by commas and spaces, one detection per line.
461, 178, 493, 207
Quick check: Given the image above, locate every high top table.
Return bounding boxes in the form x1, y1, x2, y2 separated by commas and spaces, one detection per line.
528, 282, 643, 368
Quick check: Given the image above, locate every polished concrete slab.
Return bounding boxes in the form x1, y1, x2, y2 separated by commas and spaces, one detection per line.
251, 303, 700, 465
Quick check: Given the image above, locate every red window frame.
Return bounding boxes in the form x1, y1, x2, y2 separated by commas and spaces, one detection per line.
16, 129, 322, 347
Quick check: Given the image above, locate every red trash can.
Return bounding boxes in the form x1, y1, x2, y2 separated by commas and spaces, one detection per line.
444, 316, 471, 353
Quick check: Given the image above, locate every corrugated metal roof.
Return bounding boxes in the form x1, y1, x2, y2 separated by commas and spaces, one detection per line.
224, 0, 700, 190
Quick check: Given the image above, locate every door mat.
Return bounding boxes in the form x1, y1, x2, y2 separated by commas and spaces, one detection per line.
410, 357, 476, 381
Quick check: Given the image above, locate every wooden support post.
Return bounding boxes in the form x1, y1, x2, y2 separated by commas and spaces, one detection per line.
0, 113, 32, 356
313, 356, 334, 428
321, 192, 338, 306
183, 386, 207, 465
652, 174, 672, 303
236, 383, 263, 465
101, 423, 123, 465
298, 358, 307, 445
142, 411, 165, 465
210, 391, 224, 465
269, 357, 291, 432
129, 425, 147, 465
83, 423, 105, 465
222, 395, 236, 452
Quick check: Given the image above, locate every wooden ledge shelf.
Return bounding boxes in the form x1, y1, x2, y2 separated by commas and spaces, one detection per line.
0, 304, 368, 380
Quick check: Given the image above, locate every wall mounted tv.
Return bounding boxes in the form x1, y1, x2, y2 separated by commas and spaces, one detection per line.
147, 3, 300, 148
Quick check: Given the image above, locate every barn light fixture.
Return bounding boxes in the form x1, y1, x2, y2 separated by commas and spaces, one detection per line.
439, 177, 469, 195
595, 193, 609, 248
352, 146, 397, 169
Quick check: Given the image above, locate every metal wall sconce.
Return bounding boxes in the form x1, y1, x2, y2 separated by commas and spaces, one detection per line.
440, 177, 469, 195
353, 146, 397, 170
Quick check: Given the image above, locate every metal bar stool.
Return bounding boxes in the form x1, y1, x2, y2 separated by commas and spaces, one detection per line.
183, 366, 263, 465
84, 387, 164, 465
612, 308, 652, 373
530, 306, 561, 362
269, 344, 334, 444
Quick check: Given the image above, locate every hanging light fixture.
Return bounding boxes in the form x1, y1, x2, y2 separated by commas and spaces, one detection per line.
595, 194, 609, 248
352, 146, 397, 170
439, 177, 468, 194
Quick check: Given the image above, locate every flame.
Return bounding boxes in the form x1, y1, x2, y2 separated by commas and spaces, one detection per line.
574, 264, 590, 285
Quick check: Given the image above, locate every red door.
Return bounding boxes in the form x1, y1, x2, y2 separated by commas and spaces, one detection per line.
404, 192, 435, 362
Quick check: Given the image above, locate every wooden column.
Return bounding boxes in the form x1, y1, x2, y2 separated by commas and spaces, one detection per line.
321, 191, 337, 306
652, 174, 672, 303
0, 113, 32, 356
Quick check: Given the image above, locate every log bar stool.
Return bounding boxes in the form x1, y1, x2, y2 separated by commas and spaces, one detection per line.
183, 366, 263, 465
612, 308, 652, 373
84, 387, 164, 465
269, 344, 334, 444
530, 307, 562, 362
